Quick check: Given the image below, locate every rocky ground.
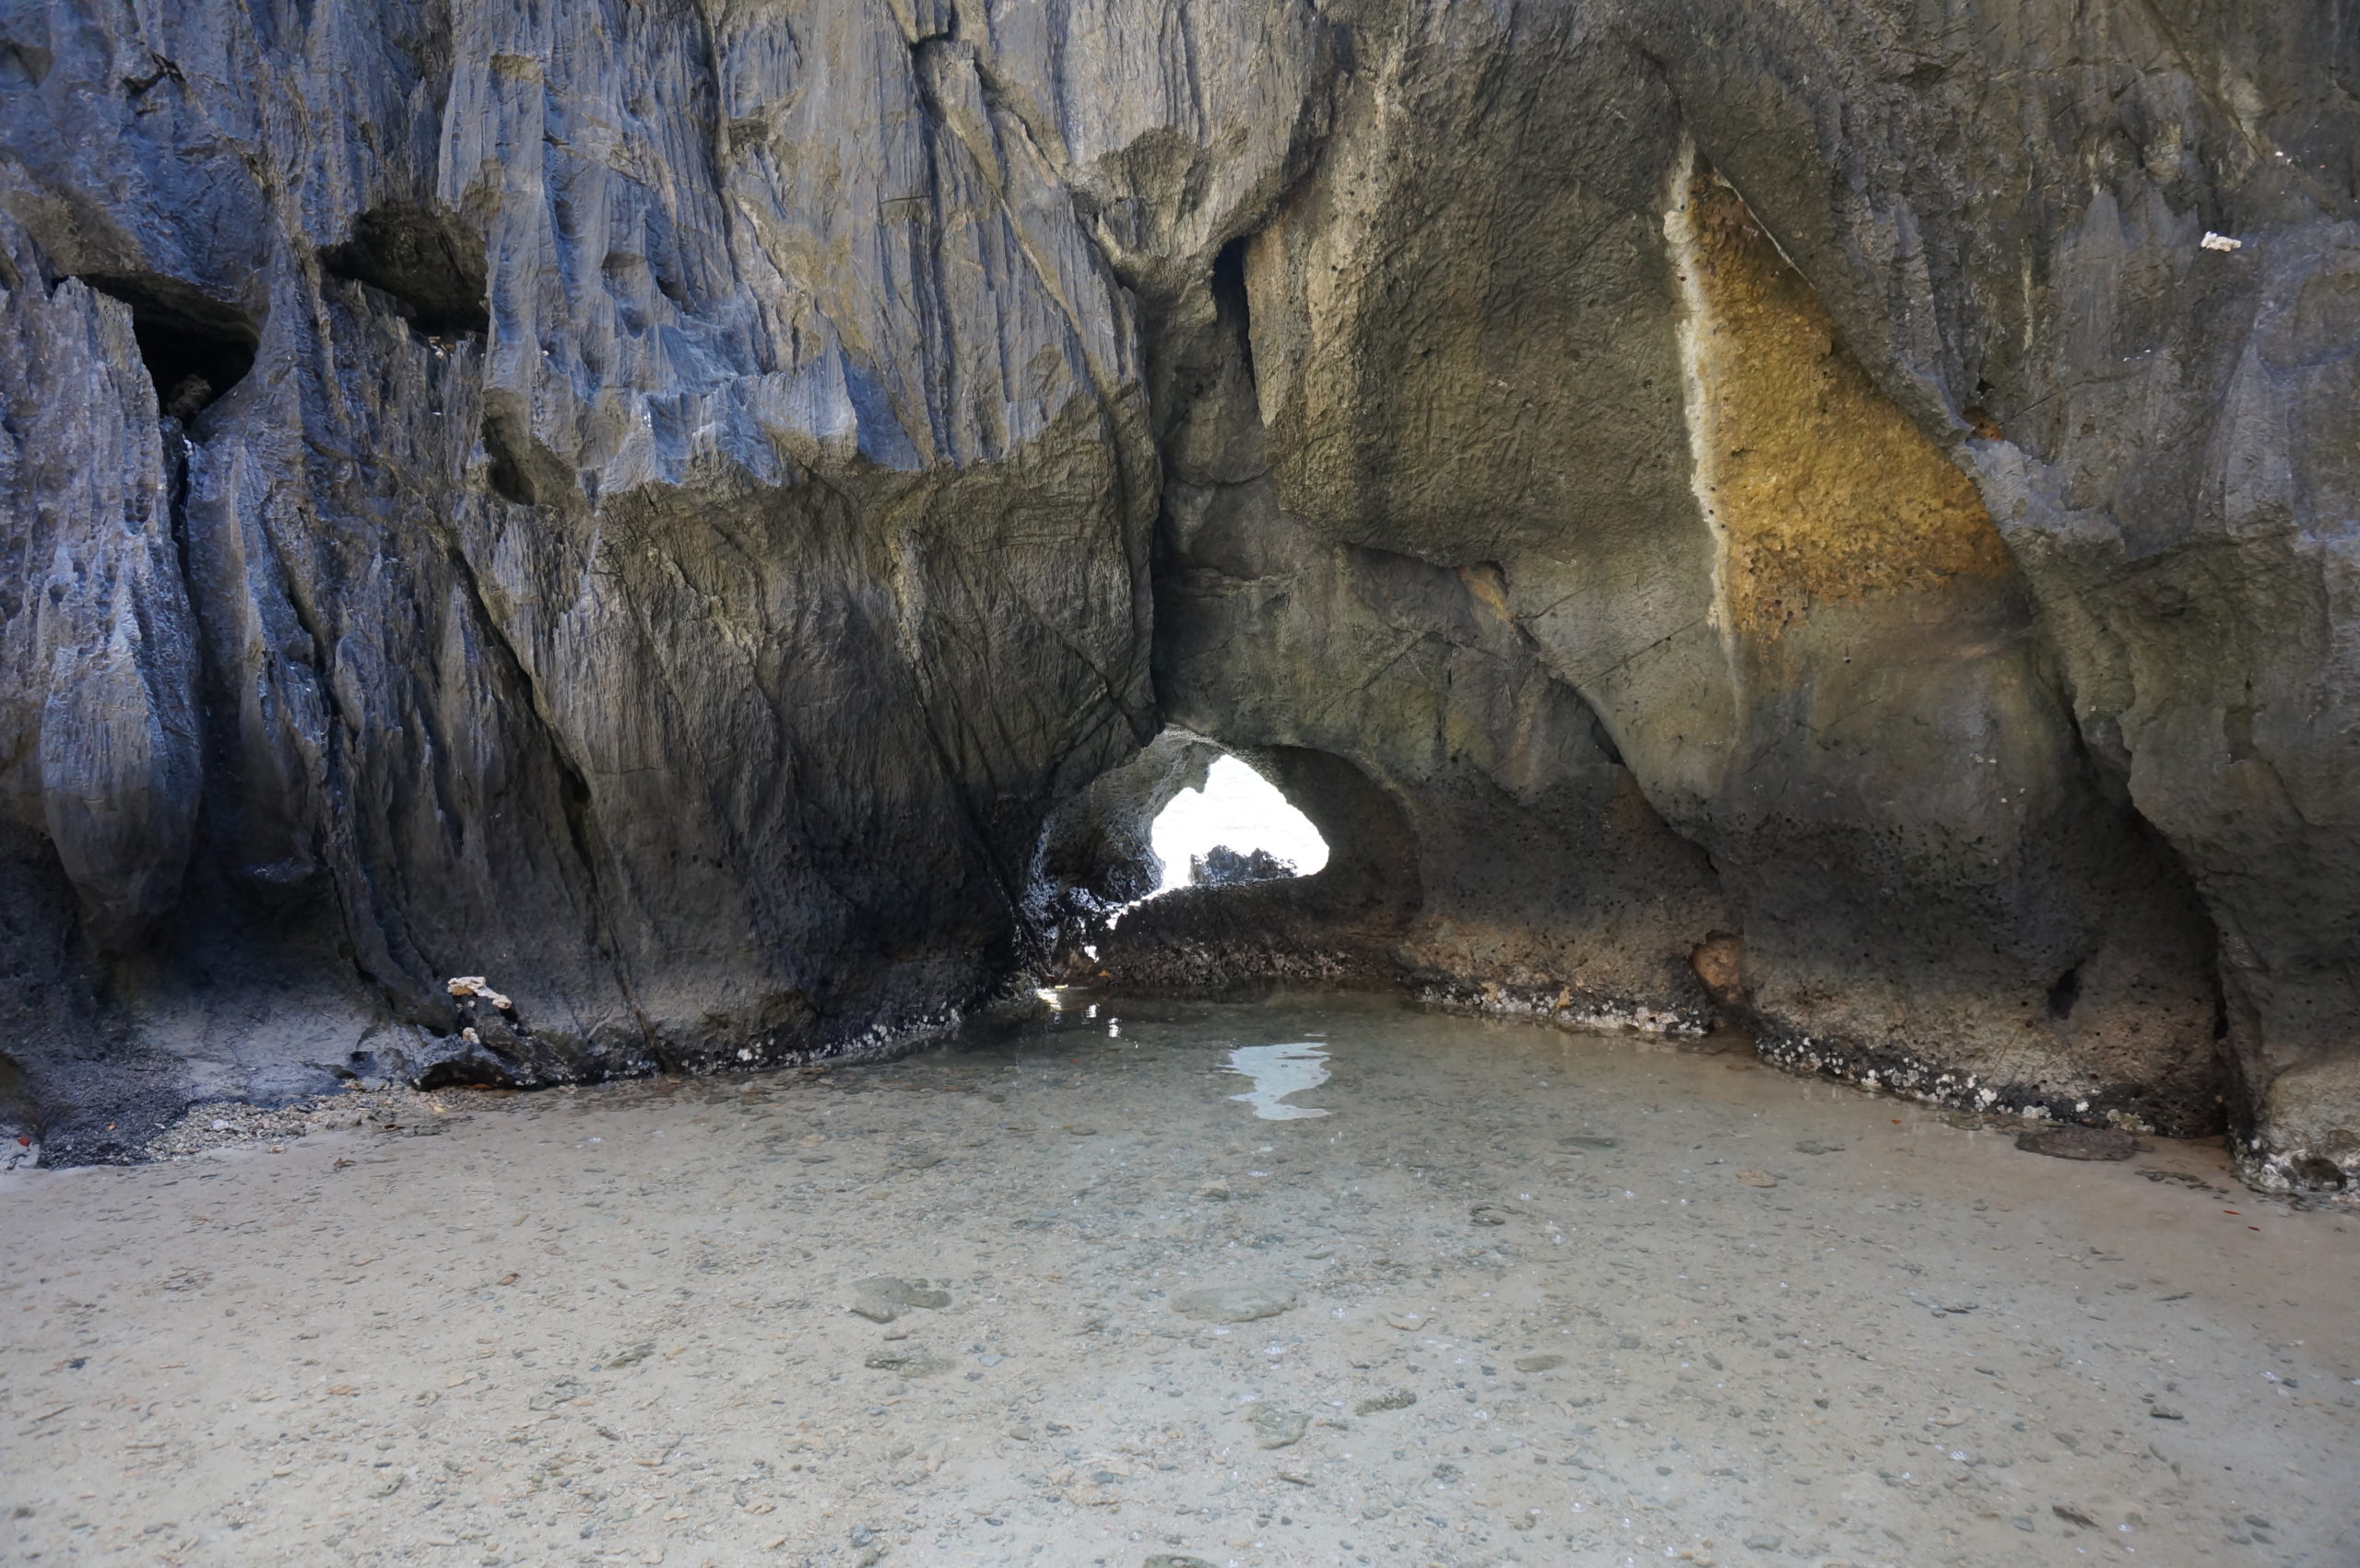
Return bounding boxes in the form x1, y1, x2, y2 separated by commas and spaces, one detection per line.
1, 991, 2354, 1568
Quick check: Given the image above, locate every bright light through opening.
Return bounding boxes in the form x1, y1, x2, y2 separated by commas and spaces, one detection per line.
1149, 755, 1328, 893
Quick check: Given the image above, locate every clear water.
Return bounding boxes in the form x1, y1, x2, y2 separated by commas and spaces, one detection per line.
3, 989, 2353, 1567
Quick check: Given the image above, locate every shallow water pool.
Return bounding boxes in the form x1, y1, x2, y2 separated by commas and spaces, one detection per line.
3, 990, 2354, 1567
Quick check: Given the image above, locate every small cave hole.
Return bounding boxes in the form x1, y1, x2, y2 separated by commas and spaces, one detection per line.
79, 275, 258, 421
2045, 964, 2083, 1020
1149, 753, 1327, 893
319, 202, 490, 336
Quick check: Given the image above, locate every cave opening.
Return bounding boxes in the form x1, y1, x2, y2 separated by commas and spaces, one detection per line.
77, 273, 258, 422
1146, 752, 1328, 893
318, 201, 490, 337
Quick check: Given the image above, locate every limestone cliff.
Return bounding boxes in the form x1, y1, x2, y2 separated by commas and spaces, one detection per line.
2, 0, 2354, 1193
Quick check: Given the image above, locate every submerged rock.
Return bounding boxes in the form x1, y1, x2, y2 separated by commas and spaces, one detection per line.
1354, 1389, 1418, 1416
1169, 1284, 1297, 1325
1245, 1404, 1309, 1450
850, 1277, 950, 1323
2016, 1127, 2145, 1162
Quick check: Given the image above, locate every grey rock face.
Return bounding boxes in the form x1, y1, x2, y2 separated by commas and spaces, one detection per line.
1, 0, 2355, 1188
0, 0, 1168, 1156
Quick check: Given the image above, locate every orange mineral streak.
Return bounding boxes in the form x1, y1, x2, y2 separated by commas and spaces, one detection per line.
1682, 173, 2012, 637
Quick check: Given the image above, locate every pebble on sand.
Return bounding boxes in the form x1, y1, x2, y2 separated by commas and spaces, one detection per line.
1245, 1404, 1309, 1449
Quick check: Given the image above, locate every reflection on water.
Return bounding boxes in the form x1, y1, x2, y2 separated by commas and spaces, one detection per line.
1223, 1041, 1331, 1119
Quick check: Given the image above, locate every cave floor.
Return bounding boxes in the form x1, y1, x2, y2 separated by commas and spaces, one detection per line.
3, 991, 2354, 1568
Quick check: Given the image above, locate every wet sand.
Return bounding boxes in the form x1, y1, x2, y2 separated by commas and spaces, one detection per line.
3, 991, 2354, 1567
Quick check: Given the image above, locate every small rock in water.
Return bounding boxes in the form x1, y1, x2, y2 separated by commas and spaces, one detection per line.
2149, 1404, 2184, 1421
1354, 1388, 1417, 1415
1742, 1533, 1782, 1551
1736, 1169, 1777, 1187
1469, 1204, 1513, 1226
1170, 1284, 1297, 1324
1245, 1404, 1309, 1449
2016, 1126, 2143, 1161
1513, 1354, 1565, 1373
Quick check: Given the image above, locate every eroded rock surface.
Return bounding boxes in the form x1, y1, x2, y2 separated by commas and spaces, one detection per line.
2, 0, 2356, 1190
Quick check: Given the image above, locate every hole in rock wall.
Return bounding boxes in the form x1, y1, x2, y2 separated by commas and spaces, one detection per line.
2046, 964, 2083, 1020
78, 274, 258, 421
319, 202, 490, 336
1148, 754, 1328, 894
1210, 234, 1255, 383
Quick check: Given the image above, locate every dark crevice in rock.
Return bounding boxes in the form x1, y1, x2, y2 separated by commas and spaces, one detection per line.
119, 52, 183, 97
319, 203, 489, 336
2046, 964, 2083, 1020
77, 273, 257, 421
1210, 235, 1255, 387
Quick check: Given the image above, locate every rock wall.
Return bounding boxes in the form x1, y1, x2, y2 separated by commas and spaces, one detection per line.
0, 0, 1174, 1158
2, 0, 2356, 1190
